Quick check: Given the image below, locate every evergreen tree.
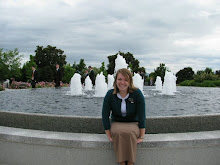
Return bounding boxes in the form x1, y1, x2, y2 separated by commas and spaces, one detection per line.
34, 45, 67, 81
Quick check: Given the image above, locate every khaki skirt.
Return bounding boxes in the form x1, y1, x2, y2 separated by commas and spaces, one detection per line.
111, 122, 140, 163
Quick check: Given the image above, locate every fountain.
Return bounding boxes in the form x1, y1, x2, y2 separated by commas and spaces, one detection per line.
114, 54, 128, 73
133, 73, 144, 92
94, 72, 108, 97
68, 54, 140, 97
84, 76, 93, 91
162, 71, 177, 95
155, 76, 162, 90
107, 74, 114, 90
69, 73, 83, 95
172, 73, 177, 92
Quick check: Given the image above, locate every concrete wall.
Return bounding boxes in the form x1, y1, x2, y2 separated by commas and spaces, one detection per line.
0, 126, 220, 165
1, 111, 220, 133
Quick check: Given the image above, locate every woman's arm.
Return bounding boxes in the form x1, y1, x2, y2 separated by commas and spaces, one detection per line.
105, 130, 113, 142
137, 128, 145, 143
102, 90, 112, 131
136, 89, 146, 129
136, 89, 146, 143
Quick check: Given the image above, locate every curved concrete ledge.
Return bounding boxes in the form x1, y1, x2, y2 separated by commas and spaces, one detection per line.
1, 126, 220, 165
0, 111, 220, 133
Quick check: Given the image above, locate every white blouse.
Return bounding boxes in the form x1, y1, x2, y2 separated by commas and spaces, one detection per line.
117, 93, 130, 117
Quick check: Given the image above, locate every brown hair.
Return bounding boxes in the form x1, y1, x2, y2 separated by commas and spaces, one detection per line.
113, 68, 137, 94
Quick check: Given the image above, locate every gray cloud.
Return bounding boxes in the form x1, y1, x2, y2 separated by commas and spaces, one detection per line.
1, 0, 220, 73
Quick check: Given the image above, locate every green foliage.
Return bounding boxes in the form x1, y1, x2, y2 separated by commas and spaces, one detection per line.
196, 67, 213, 75
92, 67, 99, 77
98, 62, 108, 78
180, 80, 220, 87
204, 67, 213, 74
107, 54, 117, 74
0, 48, 22, 81
215, 70, 220, 77
194, 72, 219, 83
20, 55, 37, 82
179, 67, 220, 87
63, 64, 75, 83
176, 67, 195, 84
150, 63, 169, 82
73, 59, 86, 74
144, 76, 152, 86
0, 83, 4, 91
107, 51, 144, 74
179, 80, 195, 86
213, 80, 220, 86
34, 45, 67, 81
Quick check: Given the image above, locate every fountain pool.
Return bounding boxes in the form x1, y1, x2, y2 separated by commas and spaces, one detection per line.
1, 86, 220, 117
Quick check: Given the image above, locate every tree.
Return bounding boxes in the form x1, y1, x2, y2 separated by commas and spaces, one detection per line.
176, 67, 195, 84
149, 63, 169, 82
0, 48, 22, 81
107, 55, 117, 74
204, 67, 213, 74
194, 68, 218, 82
63, 64, 75, 83
34, 45, 67, 81
75, 59, 86, 74
215, 70, 220, 77
20, 55, 37, 82
107, 51, 143, 74
98, 62, 108, 78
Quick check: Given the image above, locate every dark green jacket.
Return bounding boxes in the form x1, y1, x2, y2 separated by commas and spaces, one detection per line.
102, 88, 146, 130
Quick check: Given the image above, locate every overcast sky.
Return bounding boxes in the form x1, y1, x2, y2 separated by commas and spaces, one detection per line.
1, 0, 220, 73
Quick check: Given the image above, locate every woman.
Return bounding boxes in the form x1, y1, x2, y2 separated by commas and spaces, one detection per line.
102, 68, 146, 165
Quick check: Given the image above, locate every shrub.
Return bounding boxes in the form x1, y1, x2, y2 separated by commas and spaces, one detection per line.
180, 80, 220, 87
0, 84, 4, 91
179, 80, 194, 86
194, 72, 219, 82
213, 80, 220, 87
198, 81, 216, 87
10, 81, 31, 89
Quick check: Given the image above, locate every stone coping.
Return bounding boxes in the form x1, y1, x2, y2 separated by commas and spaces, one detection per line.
1, 111, 220, 133
1, 126, 220, 149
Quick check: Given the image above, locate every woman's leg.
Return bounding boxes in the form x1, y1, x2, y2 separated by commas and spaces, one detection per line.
127, 161, 134, 165
111, 122, 139, 164
120, 161, 126, 165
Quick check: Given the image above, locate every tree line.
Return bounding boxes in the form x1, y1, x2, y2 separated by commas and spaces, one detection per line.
1, 46, 220, 87
0, 46, 146, 84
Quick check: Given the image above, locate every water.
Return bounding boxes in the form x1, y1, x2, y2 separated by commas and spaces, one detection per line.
1, 86, 220, 117
94, 72, 108, 97
133, 73, 144, 92
107, 74, 114, 90
84, 76, 93, 91
162, 71, 177, 95
155, 76, 162, 91
114, 54, 128, 73
69, 73, 83, 95
68, 55, 130, 97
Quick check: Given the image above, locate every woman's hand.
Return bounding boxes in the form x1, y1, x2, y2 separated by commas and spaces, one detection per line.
105, 130, 113, 142
137, 138, 143, 144
108, 137, 113, 142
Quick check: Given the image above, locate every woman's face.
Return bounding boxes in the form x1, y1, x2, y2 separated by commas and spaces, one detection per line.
116, 73, 129, 92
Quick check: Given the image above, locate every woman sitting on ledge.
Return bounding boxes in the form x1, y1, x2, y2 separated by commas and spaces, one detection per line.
102, 68, 146, 165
